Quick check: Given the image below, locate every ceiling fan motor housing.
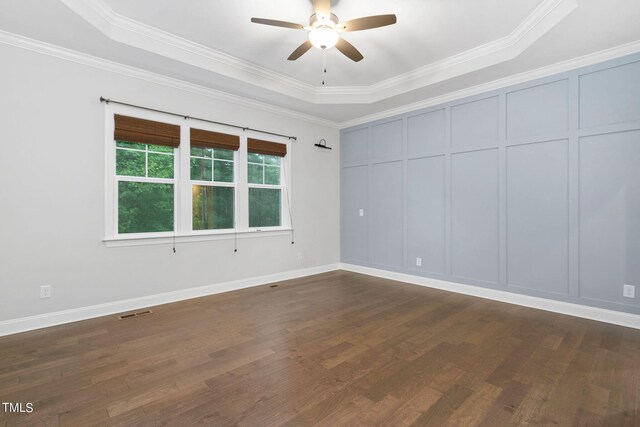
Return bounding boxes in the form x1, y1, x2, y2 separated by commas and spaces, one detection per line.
309, 13, 339, 29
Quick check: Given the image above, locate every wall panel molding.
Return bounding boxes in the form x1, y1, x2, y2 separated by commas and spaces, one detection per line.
341, 51, 640, 318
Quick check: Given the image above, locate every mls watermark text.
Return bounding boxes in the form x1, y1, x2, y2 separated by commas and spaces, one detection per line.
2, 402, 34, 413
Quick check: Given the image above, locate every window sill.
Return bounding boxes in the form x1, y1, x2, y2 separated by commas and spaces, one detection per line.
103, 229, 293, 248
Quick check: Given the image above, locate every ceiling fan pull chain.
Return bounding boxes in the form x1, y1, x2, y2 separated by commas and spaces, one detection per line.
322, 49, 327, 86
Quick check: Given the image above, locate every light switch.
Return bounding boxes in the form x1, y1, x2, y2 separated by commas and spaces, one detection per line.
359, 209, 364, 217
416, 257, 422, 267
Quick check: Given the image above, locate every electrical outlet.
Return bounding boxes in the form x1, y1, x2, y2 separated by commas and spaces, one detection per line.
297, 252, 303, 261
416, 257, 422, 267
359, 209, 364, 217
40, 285, 52, 299
623, 284, 635, 299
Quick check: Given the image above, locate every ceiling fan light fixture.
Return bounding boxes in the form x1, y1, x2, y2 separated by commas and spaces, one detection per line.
309, 27, 339, 49
252, 4, 397, 62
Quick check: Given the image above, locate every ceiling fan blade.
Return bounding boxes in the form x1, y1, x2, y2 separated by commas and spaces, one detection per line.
335, 37, 364, 62
288, 40, 313, 61
313, 0, 331, 17
338, 14, 397, 32
251, 18, 305, 30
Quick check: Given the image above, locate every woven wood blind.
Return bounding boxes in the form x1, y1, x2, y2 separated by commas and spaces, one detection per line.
190, 128, 240, 151
114, 115, 180, 147
247, 138, 287, 157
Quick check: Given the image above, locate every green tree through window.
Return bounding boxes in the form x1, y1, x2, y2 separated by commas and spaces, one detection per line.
108, 120, 289, 238
118, 182, 174, 233
190, 147, 235, 230
116, 141, 175, 234
247, 153, 282, 227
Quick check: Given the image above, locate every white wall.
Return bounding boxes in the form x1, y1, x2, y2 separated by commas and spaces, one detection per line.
0, 43, 341, 323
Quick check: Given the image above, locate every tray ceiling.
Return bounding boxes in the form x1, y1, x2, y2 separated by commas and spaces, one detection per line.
1, 0, 640, 124
98, 0, 545, 86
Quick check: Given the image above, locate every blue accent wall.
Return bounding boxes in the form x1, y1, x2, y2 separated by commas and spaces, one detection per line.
341, 53, 640, 315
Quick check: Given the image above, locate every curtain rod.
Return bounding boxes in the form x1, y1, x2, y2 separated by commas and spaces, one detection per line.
100, 97, 297, 141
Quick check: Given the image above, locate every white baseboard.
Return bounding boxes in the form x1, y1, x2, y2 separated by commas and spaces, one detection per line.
0, 264, 341, 337
4, 263, 637, 337
340, 263, 640, 330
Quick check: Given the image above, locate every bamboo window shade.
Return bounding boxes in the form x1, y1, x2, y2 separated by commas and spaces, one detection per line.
114, 114, 180, 148
247, 138, 287, 157
190, 128, 240, 151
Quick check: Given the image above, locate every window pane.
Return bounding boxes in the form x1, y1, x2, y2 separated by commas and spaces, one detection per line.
118, 182, 174, 234
264, 165, 280, 185
214, 160, 234, 183
148, 153, 174, 179
192, 185, 234, 230
264, 155, 281, 166
248, 163, 264, 184
116, 149, 145, 177
116, 141, 145, 150
148, 144, 174, 154
248, 153, 264, 163
214, 148, 234, 160
191, 147, 213, 158
191, 158, 212, 181
249, 188, 281, 227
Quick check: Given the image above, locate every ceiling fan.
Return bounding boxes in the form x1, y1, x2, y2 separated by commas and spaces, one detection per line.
250, 0, 397, 62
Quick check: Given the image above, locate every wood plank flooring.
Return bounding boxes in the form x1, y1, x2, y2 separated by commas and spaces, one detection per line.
0, 270, 639, 426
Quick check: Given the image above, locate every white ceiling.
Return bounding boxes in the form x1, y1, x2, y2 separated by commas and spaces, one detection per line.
1, 0, 640, 125
98, 0, 544, 86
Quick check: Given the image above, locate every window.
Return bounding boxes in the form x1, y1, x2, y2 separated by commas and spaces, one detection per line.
191, 147, 235, 230
247, 138, 288, 229
116, 141, 175, 234
248, 153, 282, 227
189, 127, 240, 232
110, 114, 180, 236
105, 108, 291, 243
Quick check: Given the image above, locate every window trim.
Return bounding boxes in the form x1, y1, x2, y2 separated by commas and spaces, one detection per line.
113, 139, 178, 238
105, 105, 184, 240
189, 146, 238, 234
104, 103, 292, 245
247, 154, 285, 231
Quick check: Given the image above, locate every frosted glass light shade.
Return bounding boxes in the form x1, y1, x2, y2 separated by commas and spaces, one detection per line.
308, 27, 339, 49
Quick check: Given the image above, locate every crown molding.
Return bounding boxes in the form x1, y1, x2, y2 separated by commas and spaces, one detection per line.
338, 38, 640, 128
4, 25, 640, 131
59, 0, 318, 100
0, 29, 340, 128
59, 0, 576, 105
319, 0, 578, 104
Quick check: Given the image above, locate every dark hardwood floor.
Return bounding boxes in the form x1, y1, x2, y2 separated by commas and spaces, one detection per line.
1, 270, 639, 426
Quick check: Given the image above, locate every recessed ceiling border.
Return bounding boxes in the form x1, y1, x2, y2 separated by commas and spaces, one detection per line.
3, 28, 640, 129
59, 0, 577, 105
0, 29, 339, 129
339, 39, 640, 128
